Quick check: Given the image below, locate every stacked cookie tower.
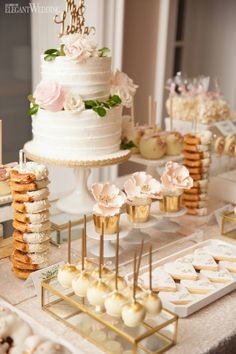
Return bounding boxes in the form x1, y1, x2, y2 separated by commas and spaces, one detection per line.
9, 161, 51, 279
182, 131, 212, 216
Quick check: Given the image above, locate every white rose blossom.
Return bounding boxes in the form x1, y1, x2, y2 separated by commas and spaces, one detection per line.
64, 93, 85, 113
62, 34, 97, 63
110, 70, 138, 108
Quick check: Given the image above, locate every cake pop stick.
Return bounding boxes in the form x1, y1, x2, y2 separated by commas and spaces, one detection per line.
153, 100, 157, 127
68, 220, 72, 264
136, 240, 144, 280
83, 214, 87, 258
133, 252, 137, 302
82, 228, 85, 271
149, 244, 152, 291
115, 230, 119, 291
148, 96, 152, 126
131, 101, 135, 128
170, 93, 173, 131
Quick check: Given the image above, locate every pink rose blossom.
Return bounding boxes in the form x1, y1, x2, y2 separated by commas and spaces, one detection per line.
34, 81, 65, 112
110, 70, 138, 108
161, 161, 193, 192
124, 171, 162, 200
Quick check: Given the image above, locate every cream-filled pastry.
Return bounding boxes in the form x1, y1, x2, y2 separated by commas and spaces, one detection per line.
13, 230, 51, 244
14, 210, 50, 225
12, 199, 50, 214
12, 187, 49, 203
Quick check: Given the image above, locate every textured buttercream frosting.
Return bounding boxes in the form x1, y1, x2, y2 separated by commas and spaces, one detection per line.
28, 106, 122, 159
41, 56, 112, 101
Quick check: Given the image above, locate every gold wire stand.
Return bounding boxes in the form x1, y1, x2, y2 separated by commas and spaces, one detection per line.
221, 211, 236, 241
41, 278, 178, 354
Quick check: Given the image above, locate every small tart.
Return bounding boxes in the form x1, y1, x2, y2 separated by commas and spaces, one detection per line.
13, 239, 49, 253
186, 207, 208, 216
164, 262, 198, 280
10, 162, 48, 182
12, 187, 49, 202
12, 199, 50, 213
200, 269, 233, 283
13, 220, 51, 233
13, 230, 51, 243
14, 210, 50, 224
180, 279, 215, 294
8, 178, 49, 192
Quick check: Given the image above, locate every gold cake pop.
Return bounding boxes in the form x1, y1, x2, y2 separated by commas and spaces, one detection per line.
58, 221, 79, 288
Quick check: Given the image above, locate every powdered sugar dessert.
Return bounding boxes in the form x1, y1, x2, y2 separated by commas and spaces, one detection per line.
25, 29, 138, 160
140, 269, 177, 292
180, 279, 215, 294
164, 262, 198, 280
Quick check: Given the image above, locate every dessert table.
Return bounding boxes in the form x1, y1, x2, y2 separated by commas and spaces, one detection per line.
1, 198, 236, 354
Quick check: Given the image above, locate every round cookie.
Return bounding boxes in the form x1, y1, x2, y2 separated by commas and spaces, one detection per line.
183, 150, 210, 160
13, 240, 49, 253
12, 249, 49, 265
184, 158, 210, 168
13, 220, 51, 233
190, 173, 208, 181
183, 193, 208, 201
10, 162, 48, 183
12, 199, 50, 213
9, 178, 49, 192
14, 210, 50, 224
183, 143, 210, 153
13, 230, 51, 244
12, 187, 49, 202
184, 131, 212, 145
183, 200, 207, 208
187, 167, 209, 175
12, 267, 34, 280
10, 255, 48, 270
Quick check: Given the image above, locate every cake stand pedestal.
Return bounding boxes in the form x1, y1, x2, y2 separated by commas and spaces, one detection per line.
130, 154, 183, 178
24, 144, 131, 215
155, 207, 187, 233
87, 214, 130, 258
125, 214, 160, 244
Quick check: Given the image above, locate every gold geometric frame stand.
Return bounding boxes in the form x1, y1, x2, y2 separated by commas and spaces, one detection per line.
41, 277, 178, 354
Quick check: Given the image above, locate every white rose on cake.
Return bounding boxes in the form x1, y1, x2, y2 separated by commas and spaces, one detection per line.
64, 92, 85, 113
110, 70, 138, 108
63, 34, 97, 63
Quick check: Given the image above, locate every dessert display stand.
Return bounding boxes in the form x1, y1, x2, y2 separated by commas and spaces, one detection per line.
130, 154, 183, 178
154, 207, 187, 233
87, 214, 130, 258
125, 214, 161, 244
24, 145, 131, 215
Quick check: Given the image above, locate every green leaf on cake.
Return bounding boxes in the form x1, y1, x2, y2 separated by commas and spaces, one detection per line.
120, 140, 137, 150
27, 104, 39, 116
44, 48, 60, 61
84, 95, 122, 117
98, 47, 110, 57
93, 106, 106, 117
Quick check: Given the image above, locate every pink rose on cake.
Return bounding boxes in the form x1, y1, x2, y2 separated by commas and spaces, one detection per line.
91, 183, 126, 216
161, 161, 193, 194
64, 92, 85, 113
34, 81, 65, 112
124, 171, 162, 200
63, 35, 96, 63
110, 70, 138, 108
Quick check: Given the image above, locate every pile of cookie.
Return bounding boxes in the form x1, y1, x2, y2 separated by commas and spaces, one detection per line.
182, 131, 212, 216
9, 161, 51, 279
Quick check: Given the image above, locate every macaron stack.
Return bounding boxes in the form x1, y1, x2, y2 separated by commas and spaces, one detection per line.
9, 161, 51, 279
182, 131, 212, 216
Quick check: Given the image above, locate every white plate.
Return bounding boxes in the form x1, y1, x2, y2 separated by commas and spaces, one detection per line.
137, 238, 236, 317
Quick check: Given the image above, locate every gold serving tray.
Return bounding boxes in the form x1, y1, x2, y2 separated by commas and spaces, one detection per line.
41, 277, 178, 354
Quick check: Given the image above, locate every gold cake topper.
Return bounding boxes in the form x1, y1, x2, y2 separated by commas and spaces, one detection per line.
54, 0, 95, 37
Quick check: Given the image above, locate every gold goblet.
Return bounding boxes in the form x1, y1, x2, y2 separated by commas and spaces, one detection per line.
126, 198, 152, 223
159, 194, 182, 213
93, 213, 120, 235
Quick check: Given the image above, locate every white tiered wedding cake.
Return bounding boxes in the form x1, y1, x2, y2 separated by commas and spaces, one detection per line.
25, 32, 137, 161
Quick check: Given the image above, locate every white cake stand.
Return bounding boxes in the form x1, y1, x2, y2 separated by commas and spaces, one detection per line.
130, 154, 183, 178
87, 214, 130, 258
24, 143, 131, 215
154, 207, 187, 233
124, 214, 160, 244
